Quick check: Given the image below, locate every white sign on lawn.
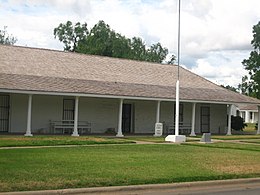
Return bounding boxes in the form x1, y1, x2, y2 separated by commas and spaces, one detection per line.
154, 123, 163, 136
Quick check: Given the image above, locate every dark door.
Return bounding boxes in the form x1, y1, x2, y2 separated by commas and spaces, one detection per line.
63, 99, 75, 122
122, 104, 132, 133
201, 106, 210, 133
0, 95, 10, 132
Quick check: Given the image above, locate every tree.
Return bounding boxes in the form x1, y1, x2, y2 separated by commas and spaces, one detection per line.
54, 20, 169, 63
238, 75, 256, 97
167, 54, 176, 65
0, 26, 17, 45
231, 115, 247, 131
54, 21, 88, 52
221, 84, 237, 92
146, 42, 168, 63
241, 21, 260, 98
129, 37, 146, 61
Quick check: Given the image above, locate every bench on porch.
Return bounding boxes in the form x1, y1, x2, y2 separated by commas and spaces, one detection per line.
165, 122, 191, 135
50, 120, 91, 134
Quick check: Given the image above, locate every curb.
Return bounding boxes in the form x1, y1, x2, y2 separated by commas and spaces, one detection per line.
1, 177, 260, 195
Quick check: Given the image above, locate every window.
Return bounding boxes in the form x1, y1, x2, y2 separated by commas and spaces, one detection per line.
201, 106, 210, 133
0, 95, 10, 132
63, 99, 75, 122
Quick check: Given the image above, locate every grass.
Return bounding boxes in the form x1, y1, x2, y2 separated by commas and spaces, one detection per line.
123, 136, 200, 143
212, 134, 260, 140
240, 140, 260, 144
1, 143, 260, 192
124, 136, 165, 143
244, 123, 257, 132
0, 135, 202, 147
0, 135, 134, 147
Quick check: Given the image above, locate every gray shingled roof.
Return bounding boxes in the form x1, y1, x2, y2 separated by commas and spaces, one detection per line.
0, 44, 260, 104
238, 104, 258, 111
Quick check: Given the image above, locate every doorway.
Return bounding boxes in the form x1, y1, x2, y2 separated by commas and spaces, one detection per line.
201, 106, 210, 133
0, 95, 10, 132
122, 104, 132, 133
63, 99, 75, 122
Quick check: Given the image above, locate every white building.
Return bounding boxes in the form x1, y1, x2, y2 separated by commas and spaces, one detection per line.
1, 45, 260, 136
238, 104, 258, 123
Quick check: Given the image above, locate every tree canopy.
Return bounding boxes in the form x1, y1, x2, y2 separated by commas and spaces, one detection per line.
221, 85, 237, 92
240, 21, 260, 98
0, 26, 17, 45
54, 20, 172, 63
54, 21, 88, 52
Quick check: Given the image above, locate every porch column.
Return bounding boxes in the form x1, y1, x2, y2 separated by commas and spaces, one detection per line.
257, 106, 260, 134
25, 94, 33, 136
154, 101, 163, 136
190, 103, 196, 136
71, 96, 79, 136
116, 98, 124, 137
156, 101, 161, 123
226, 104, 232, 135
245, 111, 250, 123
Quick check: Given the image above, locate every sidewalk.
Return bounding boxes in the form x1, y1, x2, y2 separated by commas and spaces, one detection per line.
1, 178, 260, 195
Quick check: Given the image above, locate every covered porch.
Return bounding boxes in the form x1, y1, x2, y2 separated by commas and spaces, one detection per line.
1, 91, 255, 136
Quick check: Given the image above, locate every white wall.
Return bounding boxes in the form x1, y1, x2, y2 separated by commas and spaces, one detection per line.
194, 103, 227, 134
31, 95, 63, 133
134, 100, 156, 133
9, 94, 27, 133
10, 94, 63, 133
160, 101, 174, 124
210, 104, 227, 134
79, 97, 118, 133
9, 95, 119, 134
8, 93, 229, 135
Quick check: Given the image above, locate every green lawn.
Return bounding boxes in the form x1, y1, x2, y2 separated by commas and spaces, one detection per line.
240, 140, 260, 144
0, 135, 134, 147
244, 123, 257, 132
124, 136, 200, 143
212, 134, 260, 140
1, 143, 260, 192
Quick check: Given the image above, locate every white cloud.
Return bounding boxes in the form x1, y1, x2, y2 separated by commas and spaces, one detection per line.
190, 50, 249, 87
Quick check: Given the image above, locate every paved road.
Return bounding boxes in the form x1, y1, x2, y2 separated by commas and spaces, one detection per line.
81, 182, 260, 195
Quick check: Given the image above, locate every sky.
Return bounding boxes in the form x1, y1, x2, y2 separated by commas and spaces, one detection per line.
1, 0, 259, 88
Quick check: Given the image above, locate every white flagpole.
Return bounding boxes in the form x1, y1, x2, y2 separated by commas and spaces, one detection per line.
175, 0, 181, 136
165, 0, 186, 143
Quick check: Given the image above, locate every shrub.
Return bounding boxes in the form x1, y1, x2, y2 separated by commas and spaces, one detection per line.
231, 116, 247, 131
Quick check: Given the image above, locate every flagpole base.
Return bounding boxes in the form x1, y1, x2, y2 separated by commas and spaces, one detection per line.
165, 135, 186, 143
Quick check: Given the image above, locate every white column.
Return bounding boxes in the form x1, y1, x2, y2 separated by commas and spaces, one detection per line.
156, 101, 161, 123
190, 103, 196, 136
252, 112, 255, 123
245, 111, 250, 123
24, 94, 33, 136
226, 104, 232, 135
257, 106, 260, 134
116, 99, 124, 137
71, 96, 79, 136
154, 101, 163, 136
